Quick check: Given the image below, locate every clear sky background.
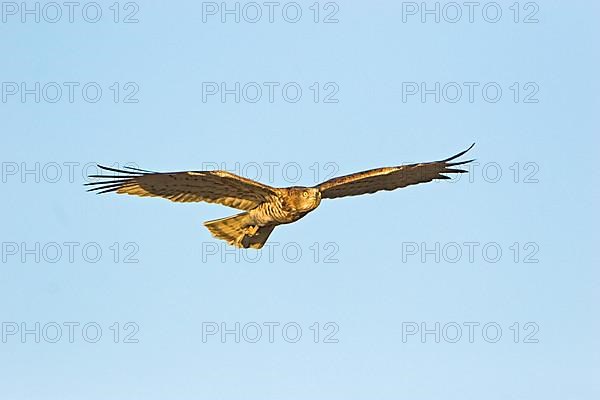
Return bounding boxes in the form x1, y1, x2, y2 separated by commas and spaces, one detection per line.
1, 1, 598, 399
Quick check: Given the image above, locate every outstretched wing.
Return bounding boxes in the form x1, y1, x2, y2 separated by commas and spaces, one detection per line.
316, 144, 475, 199
86, 166, 278, 211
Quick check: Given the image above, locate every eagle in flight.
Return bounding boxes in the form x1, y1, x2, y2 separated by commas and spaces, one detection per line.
87, 144, 474, 249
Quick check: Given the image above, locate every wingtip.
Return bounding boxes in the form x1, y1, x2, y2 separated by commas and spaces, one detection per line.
462, 143, 475, 154
443, 143, 476, 162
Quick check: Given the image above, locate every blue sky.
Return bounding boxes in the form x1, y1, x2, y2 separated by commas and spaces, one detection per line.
0, 1, 598, 399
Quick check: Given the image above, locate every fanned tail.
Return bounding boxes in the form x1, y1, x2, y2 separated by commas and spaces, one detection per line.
203, 213, 275, 249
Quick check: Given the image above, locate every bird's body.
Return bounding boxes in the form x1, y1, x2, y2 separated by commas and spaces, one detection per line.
87, 145, 474, 248
252, 187, 321, 225
202, 186, 321, 248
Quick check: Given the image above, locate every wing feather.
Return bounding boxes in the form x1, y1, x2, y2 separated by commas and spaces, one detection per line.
316, 144, 474, 199
86, 166, 277, 211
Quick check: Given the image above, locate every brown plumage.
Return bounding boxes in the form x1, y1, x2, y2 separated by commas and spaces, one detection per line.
86, 144, 474, 248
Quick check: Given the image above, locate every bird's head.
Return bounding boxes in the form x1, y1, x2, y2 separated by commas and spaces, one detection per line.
286, 187, 321, 212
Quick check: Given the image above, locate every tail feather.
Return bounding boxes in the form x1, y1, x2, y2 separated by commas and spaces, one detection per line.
203, 213, 275, 249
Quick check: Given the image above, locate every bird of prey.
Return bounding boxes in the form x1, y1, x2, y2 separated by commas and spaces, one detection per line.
86, 144, 474, 249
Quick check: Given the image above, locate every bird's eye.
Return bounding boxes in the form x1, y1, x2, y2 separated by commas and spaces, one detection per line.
303, 191, 308, 197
